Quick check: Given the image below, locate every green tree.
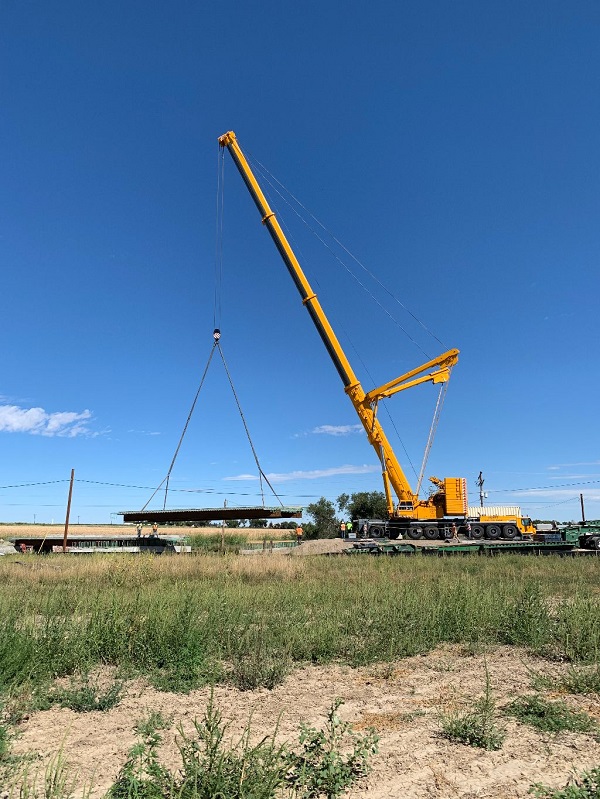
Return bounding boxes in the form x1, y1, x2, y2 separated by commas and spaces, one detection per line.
306, 498, 338, 539
339, 492, 387, 520
336, 493, 350, 515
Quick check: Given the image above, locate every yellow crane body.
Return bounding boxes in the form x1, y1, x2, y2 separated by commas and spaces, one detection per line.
219, 131, 535, 541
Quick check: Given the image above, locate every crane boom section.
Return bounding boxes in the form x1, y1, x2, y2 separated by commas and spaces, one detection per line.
218, 131, 458, 515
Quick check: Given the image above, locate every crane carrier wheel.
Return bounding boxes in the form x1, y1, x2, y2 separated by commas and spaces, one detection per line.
486, 525, 501, 539
502, 524, 518, 539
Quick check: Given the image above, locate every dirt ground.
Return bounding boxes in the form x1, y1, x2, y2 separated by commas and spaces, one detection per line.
10, 646, 600, 798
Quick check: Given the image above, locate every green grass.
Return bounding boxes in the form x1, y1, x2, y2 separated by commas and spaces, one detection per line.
505, 694, 598, 735
47, 676, 124, 712
188, 533, 248, 553
530, 766, 600, 798
533, 666, 600, 696
0, 553, 599, 694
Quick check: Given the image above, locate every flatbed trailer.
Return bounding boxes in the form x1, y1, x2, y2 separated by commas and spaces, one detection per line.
347, 540, 581, 556
346, 523, 600, 557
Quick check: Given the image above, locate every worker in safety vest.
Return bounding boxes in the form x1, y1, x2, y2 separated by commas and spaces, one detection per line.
340, 521, 346, 538
346, 520, 353, 535
296, 525, 303, 545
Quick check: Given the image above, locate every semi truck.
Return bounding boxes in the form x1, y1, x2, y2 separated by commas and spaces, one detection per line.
219, 131, 536, 542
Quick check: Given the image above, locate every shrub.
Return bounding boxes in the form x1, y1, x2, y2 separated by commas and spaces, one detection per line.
229, 627, 290, 690
285, 699, 379, 799
441, 665, 505, 750
175, 694, 287, 799
108, 712, 172, 799
105, 697, 378, 799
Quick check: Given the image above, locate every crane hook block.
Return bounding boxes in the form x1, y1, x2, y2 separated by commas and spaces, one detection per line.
213, 328, 221, 341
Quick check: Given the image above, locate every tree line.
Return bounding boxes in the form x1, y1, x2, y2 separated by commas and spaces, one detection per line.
303, 491, 387, 540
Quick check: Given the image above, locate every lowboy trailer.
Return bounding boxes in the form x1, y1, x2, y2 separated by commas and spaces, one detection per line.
345, 520, 600, 556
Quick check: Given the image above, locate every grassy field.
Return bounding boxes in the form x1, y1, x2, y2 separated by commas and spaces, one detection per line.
0, 552, 599, 695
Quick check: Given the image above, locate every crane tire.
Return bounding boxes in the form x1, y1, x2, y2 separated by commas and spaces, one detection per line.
470, 525, 484, 539
424, 526, 438, 540
594, 537, 600, 550
406, 528, 422, 540
502, 525, 518, 539
370, 525, 384, 538
486, 525, 501, 539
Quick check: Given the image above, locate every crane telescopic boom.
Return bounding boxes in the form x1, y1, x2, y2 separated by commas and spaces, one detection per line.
218, 131, 460, 521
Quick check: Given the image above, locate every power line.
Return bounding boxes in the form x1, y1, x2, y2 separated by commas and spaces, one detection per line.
0, 480, 69, 490
489, 479, 600, 493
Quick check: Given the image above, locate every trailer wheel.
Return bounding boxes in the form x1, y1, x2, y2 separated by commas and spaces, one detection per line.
502, 524, 518, 539
424, 526, 438, 540
406, 528, 421, 540
486, 525, 501, 539
370, 525, 384, 538
594, 537, 600, 550
470, 525, 484, 539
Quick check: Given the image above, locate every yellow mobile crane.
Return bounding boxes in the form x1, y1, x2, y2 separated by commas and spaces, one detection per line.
219, 131, 534, 541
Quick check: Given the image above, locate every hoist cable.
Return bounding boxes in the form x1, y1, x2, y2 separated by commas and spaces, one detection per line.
416, 380, 449, 496
246, 151, 446, 353
216, 342, 284, 507
214, 147, 225, 329
141, 339, 219, 512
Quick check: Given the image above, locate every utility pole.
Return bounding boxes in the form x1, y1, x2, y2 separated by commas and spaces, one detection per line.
63, 469, 75, 553
221, 499, 226, 554
476, 471, 485, 507
580, 493, 586, 524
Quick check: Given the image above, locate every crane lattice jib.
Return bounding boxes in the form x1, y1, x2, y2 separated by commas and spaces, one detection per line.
218, 131, 459, 516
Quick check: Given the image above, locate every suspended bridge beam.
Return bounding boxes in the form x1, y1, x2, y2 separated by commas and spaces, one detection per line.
120, 506, 303, 524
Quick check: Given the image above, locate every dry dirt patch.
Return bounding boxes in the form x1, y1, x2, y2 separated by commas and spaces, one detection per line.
11, 645, 600, 798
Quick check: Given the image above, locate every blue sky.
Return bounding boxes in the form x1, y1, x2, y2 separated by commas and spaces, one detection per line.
1, 0, 599, 524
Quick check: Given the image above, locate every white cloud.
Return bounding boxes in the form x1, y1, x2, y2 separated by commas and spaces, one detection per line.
128, 429, 161, 436
311, 424, 364, 437
547, 461, 600, 469
225, 464, 380, 483
0, 404, 94, 437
